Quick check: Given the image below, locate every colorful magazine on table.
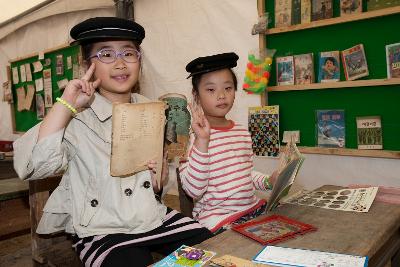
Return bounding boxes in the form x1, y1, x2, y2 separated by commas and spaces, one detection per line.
153, 245, 216, 267
232, 215, 316, 245
316, 109, 345, 148
386, 42, 400, 78
264, 140, 305, 213
253, 246, 368, 266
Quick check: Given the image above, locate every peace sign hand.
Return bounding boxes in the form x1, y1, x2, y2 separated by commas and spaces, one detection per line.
189, 101, 210, 144
61, 63, 101, 111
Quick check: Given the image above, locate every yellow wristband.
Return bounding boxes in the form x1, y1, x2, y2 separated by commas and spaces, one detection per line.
56, 97, 77, 115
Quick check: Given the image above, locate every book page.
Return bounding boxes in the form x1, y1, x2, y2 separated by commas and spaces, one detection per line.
111, 102, 166, 185
265, 156, 304, 213
254, 246, 367, 266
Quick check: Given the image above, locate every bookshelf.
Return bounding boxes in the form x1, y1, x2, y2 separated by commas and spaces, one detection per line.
258, 0, 400, 158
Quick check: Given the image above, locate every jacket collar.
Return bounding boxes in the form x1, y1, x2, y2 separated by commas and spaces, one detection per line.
90, 92, 113, 122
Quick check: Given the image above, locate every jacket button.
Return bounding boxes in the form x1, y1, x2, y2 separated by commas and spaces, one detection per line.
90, 199, 98, 207
124, 188, 133, 196
143, 181, 151, 189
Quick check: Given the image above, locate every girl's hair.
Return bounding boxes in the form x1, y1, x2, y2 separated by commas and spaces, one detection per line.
191, 68, 238, 101
81, 40, 142, 93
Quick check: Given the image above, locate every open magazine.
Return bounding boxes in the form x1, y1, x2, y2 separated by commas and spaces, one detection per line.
265, 139, 305, 213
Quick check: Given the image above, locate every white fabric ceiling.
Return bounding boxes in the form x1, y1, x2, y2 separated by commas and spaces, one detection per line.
0, 0, 48, 24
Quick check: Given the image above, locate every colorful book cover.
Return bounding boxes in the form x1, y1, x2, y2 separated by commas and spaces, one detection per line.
210, 255, 264, 267
154, 245, 216, 267
311, 0, 333, 21
294, 53, 314, 84
340, 0, 362, 16
342, 44, 369, 81
367, 0, 400, 11
301, 0, 312, 23
248, 106, 280, 157
292, 0, 302, 25
276, 56, 295, 85
316, 109, 345, 148
318, 51, 340, 82
385, 42, 400, 78
232, 215, 316, 245
356, 116, 383, 149
275, 0, 292, 27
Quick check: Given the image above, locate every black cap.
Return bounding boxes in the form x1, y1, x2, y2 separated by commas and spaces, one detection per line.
70, 17, 145, 45
185, 52, 239, 79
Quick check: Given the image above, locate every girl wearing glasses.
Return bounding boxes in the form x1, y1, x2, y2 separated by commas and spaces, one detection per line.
13, 17, 212, 267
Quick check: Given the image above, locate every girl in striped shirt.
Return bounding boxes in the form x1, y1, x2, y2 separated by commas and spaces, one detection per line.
180, 52, 277, 233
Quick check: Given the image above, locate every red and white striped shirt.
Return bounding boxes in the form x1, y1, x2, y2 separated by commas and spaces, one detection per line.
179, 121, 270, 232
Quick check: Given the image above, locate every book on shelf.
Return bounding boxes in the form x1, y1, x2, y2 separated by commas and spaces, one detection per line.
311, 0, 333, 21
111, 102, 166, 187
367, 0, 400, 11
292, 0, 302, 25
318, 51, 340, 82
264, 139, 305, 213
386, 42, 400, 78
294, 53, 314, 85
232, 214, 316, 245
342, 44, 369, 81
276, 56, 295, 85
275, 0, 292, 27
154, 245, 216, 267
356, 116, 383, 149
316, 109, 345, 148
253, 246, 368, 266
248, 106, 280, 157
301, 0, 312, 23
340, 0, 362, 16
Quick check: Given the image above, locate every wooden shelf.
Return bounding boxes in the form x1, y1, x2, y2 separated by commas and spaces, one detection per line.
268, 78, 400, 92
266, 6, 400, 35
297, 146, 400, 159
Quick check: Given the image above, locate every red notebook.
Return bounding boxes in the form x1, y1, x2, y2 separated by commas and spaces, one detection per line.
232, 215, 316, 245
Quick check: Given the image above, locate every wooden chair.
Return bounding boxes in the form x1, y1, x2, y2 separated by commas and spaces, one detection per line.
29, 177, 82, 267
175, 168, 194, 218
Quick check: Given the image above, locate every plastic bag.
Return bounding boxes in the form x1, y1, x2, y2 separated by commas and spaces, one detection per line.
251, 13, 269, 35
243, 48, 276, 94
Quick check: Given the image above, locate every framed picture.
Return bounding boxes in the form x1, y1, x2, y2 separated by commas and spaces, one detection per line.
232, 215, 316, 245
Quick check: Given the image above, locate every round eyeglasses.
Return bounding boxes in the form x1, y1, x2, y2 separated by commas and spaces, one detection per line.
90, 49, 141, 64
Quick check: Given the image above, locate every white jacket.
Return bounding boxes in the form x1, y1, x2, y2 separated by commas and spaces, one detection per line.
13, 93, 167, 238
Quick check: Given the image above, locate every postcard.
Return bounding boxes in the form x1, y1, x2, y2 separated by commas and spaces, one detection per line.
232, 215, 316, 245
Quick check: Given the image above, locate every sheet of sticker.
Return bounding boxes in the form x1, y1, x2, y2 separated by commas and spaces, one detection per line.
283, 187, 378, 212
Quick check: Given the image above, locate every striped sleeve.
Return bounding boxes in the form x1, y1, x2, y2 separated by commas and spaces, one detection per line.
251, 170, 272, 191
179, 145, 210, 199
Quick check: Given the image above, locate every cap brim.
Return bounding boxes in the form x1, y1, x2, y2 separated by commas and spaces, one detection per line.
186, 65, 233, 79
70, 35, 143, 46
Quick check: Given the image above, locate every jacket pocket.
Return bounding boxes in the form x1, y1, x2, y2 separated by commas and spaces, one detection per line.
80, 176, 100, 227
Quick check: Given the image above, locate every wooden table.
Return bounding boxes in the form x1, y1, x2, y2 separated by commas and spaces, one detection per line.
196, 185, 400, 267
